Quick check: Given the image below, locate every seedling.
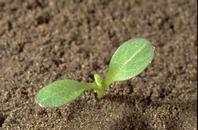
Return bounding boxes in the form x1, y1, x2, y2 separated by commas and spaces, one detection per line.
36, 38, 154, 108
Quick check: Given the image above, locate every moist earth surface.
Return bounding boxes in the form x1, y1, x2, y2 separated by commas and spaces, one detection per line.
0, 0, 197, 130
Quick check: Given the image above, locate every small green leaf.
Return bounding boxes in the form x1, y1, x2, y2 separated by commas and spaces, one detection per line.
94, 74, 103, 88
104, 38, 154, 86
36, 80, 87, 108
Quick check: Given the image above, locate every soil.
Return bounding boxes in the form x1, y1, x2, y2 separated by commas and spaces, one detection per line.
0, 0, 197, 130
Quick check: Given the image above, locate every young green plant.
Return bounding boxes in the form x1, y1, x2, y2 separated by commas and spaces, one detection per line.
36, 38, 154, 108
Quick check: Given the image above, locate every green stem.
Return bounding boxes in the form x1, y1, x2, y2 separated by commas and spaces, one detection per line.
85, 82, 97, 89
85, 82, 104, 99
84, 75, 111, 99
103, 78, 111, 90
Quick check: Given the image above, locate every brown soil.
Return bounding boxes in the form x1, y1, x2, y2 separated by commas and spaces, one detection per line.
0, 0, 197, 130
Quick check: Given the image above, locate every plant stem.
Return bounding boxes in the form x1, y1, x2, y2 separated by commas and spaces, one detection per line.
85, 74, 111, 99
86, 82, 106, 99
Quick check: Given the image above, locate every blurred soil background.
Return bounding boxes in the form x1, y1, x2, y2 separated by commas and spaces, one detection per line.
0, 0, 197, 129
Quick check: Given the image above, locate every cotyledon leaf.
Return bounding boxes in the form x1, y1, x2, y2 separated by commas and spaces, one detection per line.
104, 38, 154, 86
36, 80, 88, 108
